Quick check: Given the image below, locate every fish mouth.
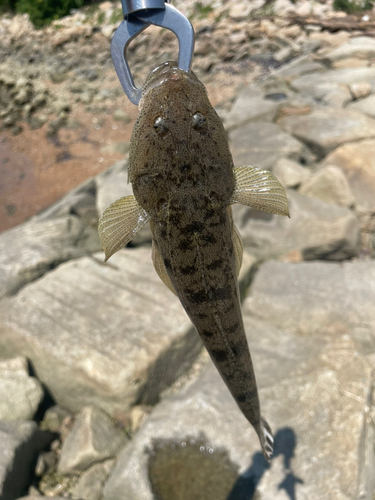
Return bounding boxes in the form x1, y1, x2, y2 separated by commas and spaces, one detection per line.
141, 61, 204, 102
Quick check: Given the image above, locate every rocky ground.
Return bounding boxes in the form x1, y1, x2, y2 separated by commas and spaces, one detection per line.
1, 0, 375, 499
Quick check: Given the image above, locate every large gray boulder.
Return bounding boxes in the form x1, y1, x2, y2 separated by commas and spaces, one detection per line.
0, 357, 43, 421
0, 421, 54, 500
322, 139, 375, 212
103, 295, 372, 500
233, 190, 360, 261
229, 122, 312, 170
0, 248, 196, 420
0, 215, 100, 299
246, 260, 375, 342
279, 108, 375, 159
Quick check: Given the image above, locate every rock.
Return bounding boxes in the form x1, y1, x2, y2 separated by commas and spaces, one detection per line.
113, 109, 131, 123
279, 108, 375, 159
299, 165, 355, 208
322, 139, 375, 212
28, 114, 48, 130
224, 86, 281, 132
16, 497, 66, 500
0, 421, 54, 500
347, 94, 375, 119
0, 357, 44, 421
0, 215, 100, 298
36, 177, 96, 222
0, 249, 199, 420
49, 71, 68, 84
272, 158, 312, 188
42, 406, 70, 433
100, 141, 130, 155
58, 406, 126, 474
349, 81, 372, 100
323, 36, 375, 63
272, 55, 325, 81
247, 260, 375, 342
229, 122, 312, 170
96, 160, 151, 246
291, 67, 375, 95
102, 296, 372, 500
233, 190, 360, 261
71, 460, 115, 500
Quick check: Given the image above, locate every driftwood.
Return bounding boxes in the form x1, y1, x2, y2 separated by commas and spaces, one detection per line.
290, 14, 375, 34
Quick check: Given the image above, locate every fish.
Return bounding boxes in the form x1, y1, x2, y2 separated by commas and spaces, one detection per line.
98, 61, 289, 461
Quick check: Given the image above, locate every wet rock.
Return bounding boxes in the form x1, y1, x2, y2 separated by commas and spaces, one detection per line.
0, 249, 198, 419
233, 190, 360, 261
58, 406, 126, 474
279, 108, 375, 159
230, 122, 312, 170
272, 157, 312, 188
102, 291, 372, 500
42, 406, 70, 433
0, 421, 54, 500
322, 139, 375, 212
223, 86, 280, 132
299, 164, 355, 208
347, 94, 375, 119
0, 357, 43, 421
71, 460, 115, 500
0, 215, 100, 298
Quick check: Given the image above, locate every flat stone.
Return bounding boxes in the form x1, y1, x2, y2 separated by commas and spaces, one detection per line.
0, 421, 53, 500
272, 58, 325, 80
0, 357, 43, 421
323, 36, 375, 63
223, 86, 280, 132
347, 94, 375, 119
103, 291, 372, 500
0, 249, 197, 420
71, 460, 115, 500
349, 81, 372, 100
299, 164, 355, 208
246, 260, 375, 344
95, 160, 151, 246
233, 190, 360, 261
322, 139, 375, 211
0, 215, 100, 299
279, 108, 375, 159
58, 406, 126, 474
272, 157, 312, 188
229, 122, 312, 170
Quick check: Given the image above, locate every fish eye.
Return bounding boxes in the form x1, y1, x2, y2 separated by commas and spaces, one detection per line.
192, 112, 207, 131
153, 116, 169, 137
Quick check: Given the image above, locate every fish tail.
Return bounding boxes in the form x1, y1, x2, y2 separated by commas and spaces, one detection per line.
259, 417, 274, 462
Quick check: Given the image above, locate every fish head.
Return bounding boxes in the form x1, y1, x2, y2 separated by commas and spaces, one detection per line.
128, 61, 234, 221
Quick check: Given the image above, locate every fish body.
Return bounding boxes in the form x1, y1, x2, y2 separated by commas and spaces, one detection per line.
98, 62, 289, 461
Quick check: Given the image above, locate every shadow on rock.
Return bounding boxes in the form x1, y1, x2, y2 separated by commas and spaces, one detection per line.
227, 427, 303, 500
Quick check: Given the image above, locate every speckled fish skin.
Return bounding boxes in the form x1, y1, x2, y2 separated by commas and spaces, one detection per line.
128, 62, 273, 460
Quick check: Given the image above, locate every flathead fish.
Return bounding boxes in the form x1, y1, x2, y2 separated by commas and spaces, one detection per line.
98, 61, 289, 461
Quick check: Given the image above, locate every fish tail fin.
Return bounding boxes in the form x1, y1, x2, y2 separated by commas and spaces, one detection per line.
259, 417, 274, 462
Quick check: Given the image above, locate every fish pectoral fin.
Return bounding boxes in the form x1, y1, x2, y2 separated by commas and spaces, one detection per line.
231, 165, 290, 217
151, 239, 177, 295
98, 195, 150, 262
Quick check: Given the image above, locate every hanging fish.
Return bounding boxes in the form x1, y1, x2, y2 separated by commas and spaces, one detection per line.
98, 61, 289, 461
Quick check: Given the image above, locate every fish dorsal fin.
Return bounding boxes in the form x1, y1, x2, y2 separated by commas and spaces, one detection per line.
231, 165, 290, 217
98, 195, 150, 262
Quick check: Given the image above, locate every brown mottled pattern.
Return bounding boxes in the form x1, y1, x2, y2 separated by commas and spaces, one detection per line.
129, 62, 267, 452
